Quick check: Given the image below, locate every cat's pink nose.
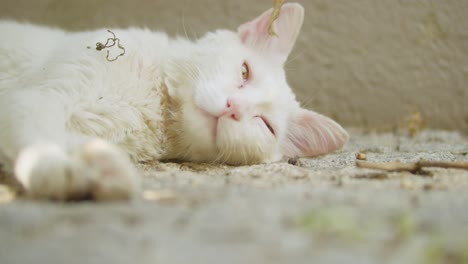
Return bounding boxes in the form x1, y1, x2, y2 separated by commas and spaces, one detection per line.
225, 98, 242, 121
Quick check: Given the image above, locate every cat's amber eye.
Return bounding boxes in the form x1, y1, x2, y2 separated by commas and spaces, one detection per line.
241, 62, 249, 81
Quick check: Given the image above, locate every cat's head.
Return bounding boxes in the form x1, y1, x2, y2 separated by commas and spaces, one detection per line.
165, 3, 348, 165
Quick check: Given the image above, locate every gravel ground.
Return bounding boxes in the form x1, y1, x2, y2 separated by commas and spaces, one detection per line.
0, 129, 467, 264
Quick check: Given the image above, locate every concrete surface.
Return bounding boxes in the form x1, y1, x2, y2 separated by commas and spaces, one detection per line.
0, 129, 467, 264
1, 0, 467, 132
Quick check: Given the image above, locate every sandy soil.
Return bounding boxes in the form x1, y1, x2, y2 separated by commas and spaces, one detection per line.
0, 129, 467, 264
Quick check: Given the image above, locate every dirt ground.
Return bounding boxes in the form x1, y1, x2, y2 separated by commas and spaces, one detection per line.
0, 129, 467, 264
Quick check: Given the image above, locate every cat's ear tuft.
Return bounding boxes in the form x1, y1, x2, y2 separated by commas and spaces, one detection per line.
281, 108, 349, 158
238, 3, 304, 62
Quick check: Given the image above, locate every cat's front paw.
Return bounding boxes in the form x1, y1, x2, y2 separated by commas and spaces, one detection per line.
75, 139, 139, 201
15, 140, 139, 201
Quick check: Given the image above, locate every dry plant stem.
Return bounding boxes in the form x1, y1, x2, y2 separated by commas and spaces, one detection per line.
95, 30, 126, 62
418, 161, 468, 170
269, 0, 285, 36
356, 160, 468, 174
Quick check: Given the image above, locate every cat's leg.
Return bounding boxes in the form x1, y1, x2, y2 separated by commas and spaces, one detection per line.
0, 90, 139, 201
15, 137, 140, 201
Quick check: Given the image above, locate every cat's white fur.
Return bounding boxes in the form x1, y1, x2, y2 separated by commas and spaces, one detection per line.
0, 3, 348, 200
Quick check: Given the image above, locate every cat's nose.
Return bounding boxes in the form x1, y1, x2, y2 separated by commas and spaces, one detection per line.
225, 98, 242, 121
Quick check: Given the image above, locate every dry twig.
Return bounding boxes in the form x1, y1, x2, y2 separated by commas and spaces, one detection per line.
95, 30, 126, 62
356, 160, 468, 174
269, 0, 285, 36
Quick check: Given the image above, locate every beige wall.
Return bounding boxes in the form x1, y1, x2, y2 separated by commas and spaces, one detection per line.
1, 0, 467, 132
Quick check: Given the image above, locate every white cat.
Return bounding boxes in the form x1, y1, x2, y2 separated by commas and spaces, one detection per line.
0, 3, 348, 201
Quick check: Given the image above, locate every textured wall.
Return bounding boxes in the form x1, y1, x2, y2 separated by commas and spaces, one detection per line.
1, 0, 467, 132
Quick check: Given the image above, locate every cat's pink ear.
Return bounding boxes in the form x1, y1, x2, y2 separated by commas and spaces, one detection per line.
281, 109, 349, 158
238, 3, 304, 61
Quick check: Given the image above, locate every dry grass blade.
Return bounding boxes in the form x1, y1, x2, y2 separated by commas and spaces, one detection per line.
269, 0, 285, 36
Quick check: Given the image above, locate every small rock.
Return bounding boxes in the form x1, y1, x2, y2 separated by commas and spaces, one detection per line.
288, 158, 298, 166
356, 153, 367, 160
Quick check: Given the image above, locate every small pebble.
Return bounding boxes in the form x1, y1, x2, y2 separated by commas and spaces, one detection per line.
288, 158, 298, 166
356, 153, 367, 160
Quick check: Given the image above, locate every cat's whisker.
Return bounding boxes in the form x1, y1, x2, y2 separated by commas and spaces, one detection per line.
181, 11, 191, 42
171, 62, 198, 81
285, 50, 304, 66
283, 67, 299, 73
300, 94, 316, 108
219, 149, 229, 164
186, 18, 199, 41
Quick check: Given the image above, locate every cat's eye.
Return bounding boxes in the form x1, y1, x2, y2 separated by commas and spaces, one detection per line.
257, 116, 275, 136
241, 62, 249, 81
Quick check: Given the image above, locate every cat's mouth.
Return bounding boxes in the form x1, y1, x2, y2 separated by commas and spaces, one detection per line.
196, 106, 276, 141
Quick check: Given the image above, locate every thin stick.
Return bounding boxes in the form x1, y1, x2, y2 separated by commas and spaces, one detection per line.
269, 0, 285, 36
356, 160, 468, 174
356, 161, 421, 173
418, 160, 468, 170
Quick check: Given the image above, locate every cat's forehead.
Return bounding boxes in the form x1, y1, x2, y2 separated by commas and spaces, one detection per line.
200, 30, 239, 44
197, 30, 296, 101
198, 32, 282, 70
199, 31, 259, 59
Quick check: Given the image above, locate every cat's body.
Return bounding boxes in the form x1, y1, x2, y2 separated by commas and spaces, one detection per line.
0, 3, 348, 200
1, 23, 171, 163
